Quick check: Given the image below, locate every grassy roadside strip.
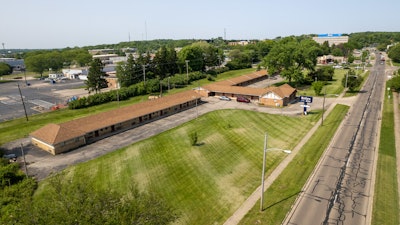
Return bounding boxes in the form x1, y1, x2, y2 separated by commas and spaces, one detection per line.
0, 68, 256, 146
372, 90, 399, 225
239, 104, 349, 225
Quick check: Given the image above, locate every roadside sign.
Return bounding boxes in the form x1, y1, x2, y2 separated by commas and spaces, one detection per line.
299, 96, 313, 103
300, 105, 310, 108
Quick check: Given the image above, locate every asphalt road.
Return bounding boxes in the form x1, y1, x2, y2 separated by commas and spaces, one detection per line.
283, 57, 386, 224
0, 78, 86, 121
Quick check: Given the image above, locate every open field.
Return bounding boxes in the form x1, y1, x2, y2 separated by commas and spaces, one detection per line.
34, 109, 320, 225
372, 89, 399, 225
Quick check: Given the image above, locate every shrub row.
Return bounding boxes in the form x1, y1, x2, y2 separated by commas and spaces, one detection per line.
68, 71, 207, 109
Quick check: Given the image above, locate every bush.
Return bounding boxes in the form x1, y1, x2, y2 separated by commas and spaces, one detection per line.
207, 75, 215, 81
0, 63, 12, 76
226, 61, 251, 70
189, 132, 198, 146
69, 71, 209, 109
312, 81, 325, 96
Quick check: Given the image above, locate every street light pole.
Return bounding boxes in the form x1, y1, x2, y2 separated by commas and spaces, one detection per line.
260, 133, 291, 211
260, 133, 267, 211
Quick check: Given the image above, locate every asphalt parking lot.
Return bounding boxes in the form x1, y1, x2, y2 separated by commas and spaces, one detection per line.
0, 78, 86, 121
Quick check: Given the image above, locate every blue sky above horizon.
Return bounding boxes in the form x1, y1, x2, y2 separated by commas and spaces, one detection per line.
1, 0, 399, 49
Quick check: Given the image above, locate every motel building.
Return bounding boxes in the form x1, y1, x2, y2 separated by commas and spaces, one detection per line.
31, 70, 297, 155
197, 70, 297, 107
31, 90, 201, 155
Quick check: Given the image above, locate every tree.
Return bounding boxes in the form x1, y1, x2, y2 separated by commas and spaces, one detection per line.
25, 50, 65, 78
11, 173, 177, 225
388, 44, 400, 63
189, 131, 198, 146
262, 37, 322, 83
153, 46, 178, 79
45, 51, 64, 72
226, 49, 252, 70
312, 81, 324, 95
321, 41, 331, 55
255, 40, 276, 59
25, 54, 48, 78
387, 74, 400, 92
308, 66, 334, 82
116, 54, 140, 87
178, 43, 205, 72
342, 69, 363, 91
138, 52, 155, 80
201, 43, 224, 68
86, 58, 108, 94
0, 62, 12, 76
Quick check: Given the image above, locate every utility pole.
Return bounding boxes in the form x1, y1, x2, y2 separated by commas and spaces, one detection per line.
260, 133, 267, 211
168, 76, 170, 92
160, 80, 162, 97
20, 144, 28, 177
185, 60, 190, 85
116, 82, 120, 108
142, 64, 146, 85
17, 83, 28, 121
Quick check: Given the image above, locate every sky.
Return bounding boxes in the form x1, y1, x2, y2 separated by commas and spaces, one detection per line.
1, 0, 400, 49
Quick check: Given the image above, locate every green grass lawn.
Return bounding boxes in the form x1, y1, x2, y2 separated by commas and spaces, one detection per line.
34, 109, 320, 225
372, 90, 399, 225
239, 104, 349, 224
296, 68, 347, 97
0, 68, 258, 146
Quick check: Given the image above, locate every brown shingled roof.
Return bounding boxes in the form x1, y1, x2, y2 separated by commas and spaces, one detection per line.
203, 84, 267, 96
275, 83, 296, 97
263, 84, 296, 99
212, 70, 267, 86
30, 123, 86, 145
31, 90, 201, 145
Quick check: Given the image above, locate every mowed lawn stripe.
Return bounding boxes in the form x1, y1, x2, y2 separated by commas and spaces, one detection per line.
36, 109, 319, 225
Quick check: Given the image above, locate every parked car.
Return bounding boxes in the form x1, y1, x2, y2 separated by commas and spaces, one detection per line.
236, 96, 250, 103
219, 96, 231, 101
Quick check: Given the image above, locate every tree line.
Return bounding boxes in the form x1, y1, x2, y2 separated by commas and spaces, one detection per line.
3, 32, 400, 224
0, 156, 176, 224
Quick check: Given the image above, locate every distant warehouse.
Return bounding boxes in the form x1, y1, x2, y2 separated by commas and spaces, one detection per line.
31, 90, 201, 155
